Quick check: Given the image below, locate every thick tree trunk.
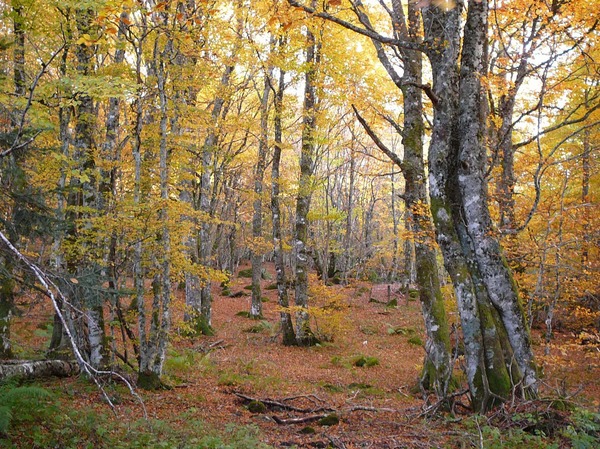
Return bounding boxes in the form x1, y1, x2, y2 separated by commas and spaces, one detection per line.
69, 6, 105, 370
422, 0, 536, 409
0, 360, 80, 382
353, 0, 452, 397
0, 2, 27, 361
456, 0, 537, 394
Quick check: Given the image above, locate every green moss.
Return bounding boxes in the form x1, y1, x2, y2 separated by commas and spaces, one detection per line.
299, 426, 316, 434
184, 315, 215, 337
238, 268, 253, 278
137, 371, 163, 390
265, 283, 278, 290
386, 298, 398, 308
236, 311, 252, 318
243, 320, 271, 333
321, 383, 344, 393
247, 400, 266, 413
352, 355, 379, 367
407, 335, 423, 346
387, 325, 416, 335
318, 414, 339, 426
348, 382, 372, 390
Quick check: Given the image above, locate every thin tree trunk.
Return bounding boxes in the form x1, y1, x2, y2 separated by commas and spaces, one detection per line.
251, 51, 273, 319
272, 63, 295, 345
294, 9, 319, 346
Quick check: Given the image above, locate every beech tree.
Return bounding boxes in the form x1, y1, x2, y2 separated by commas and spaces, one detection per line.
289, 0, 538, 410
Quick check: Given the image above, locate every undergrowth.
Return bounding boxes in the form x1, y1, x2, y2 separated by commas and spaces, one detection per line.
0, 382, 272, 449
450, 400, 600, 449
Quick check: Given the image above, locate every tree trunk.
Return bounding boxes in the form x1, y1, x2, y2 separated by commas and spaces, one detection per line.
272, 63, 296, 346
251, 54, 273, 319
69, 6, 105, 370
0, 1, 27, 361
0, 360, 80, 382
294, 11, 319, 346
456, 0, 537, 394
353, 0, 452, 397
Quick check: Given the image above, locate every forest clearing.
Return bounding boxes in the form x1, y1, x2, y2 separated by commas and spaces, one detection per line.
0, 0, 599, 447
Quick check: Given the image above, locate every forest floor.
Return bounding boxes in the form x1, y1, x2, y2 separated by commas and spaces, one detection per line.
7, 262, 600, 448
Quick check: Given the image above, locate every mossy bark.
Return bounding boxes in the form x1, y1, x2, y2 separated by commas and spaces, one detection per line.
353, 0, 452, 395
137, 371, 163, 390
422, 2, 528, 412
294, 11, 319, 347
271, 63, 296, 346
0, 276, 13, 360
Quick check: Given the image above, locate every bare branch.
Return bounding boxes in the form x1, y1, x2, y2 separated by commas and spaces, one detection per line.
287, 0, 424, 52
351, 104, 405, 171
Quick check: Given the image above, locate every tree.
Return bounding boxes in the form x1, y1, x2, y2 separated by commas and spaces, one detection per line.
293, 1, 320, 346
289, 0, 538, 410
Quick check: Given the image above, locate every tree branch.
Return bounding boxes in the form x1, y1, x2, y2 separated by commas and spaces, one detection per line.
401, 82, 439, 107
0, 43, 65, 159
351, 104, 405, 171
287, 0, 424, 52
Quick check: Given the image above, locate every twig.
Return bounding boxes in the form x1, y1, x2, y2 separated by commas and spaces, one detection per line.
326, 435, 347, 449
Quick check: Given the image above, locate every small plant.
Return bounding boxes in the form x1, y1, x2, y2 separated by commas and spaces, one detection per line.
407, 335, 423, 346
351, 354, 380, 367
238, 268, 253, 278
243, 320, 272, 334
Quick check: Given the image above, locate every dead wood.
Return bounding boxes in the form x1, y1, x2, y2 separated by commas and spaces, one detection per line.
234, 391, 401, 427
234, 392, 334, 413
271, 414, 328, 425
0, 359, 80, 382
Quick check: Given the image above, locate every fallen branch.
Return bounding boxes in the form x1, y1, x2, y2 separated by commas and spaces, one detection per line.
271, 414, 328, 425
234, 392, 400, 426
234, 392, 334, 413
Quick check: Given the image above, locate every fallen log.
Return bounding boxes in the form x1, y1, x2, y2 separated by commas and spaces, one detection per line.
0, 360, 80, 382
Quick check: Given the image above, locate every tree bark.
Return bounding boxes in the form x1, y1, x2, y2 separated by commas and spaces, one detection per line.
456, 0, 537, 393
294, 8, 319, 346
272, 62, 296, 346
251, 50, 273, 319
352, 0, 452, 397
0, 360, 80, 382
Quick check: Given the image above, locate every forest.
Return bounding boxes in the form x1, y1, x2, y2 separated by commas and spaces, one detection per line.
0, 0, 598, 447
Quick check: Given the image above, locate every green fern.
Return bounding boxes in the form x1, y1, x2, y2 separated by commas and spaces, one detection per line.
0, 384, 53, 434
